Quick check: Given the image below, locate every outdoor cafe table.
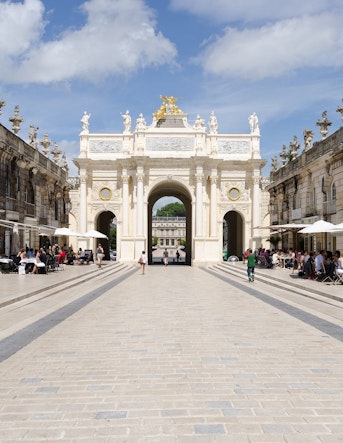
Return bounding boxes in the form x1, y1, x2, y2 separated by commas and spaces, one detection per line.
277, 255, 292, 269
0, 257, 15, 272
20, 258, 45, 273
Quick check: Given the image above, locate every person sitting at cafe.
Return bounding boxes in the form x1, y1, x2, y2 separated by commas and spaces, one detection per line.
32, 248, 46, 274
291, 249, 299, 274
335, 250, 343, 282
323, 251, 335, 278
17, 248, 26, 261
57, 248, 66, 264
76, 248, 86, 264
66, 246, 75, 265
314, 250, 325, 274
297, 250, 307, 276
303, 252, 315, 279
285, 248, 295, 269
271, 250, 280, 267
26, 248, 35, 258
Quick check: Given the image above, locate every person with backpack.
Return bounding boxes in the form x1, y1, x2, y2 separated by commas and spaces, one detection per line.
97, 244, 104, 269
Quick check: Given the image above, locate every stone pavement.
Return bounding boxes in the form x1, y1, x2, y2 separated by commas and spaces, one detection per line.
214, 261, 343, 304
0, 261, 125, 308
0, 262, 343, 442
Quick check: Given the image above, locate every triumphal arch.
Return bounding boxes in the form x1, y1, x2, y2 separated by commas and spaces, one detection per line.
70, 96, 269, 264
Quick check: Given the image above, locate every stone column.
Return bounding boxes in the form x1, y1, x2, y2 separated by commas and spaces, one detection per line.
210, 174, 218, 237
122, 173, 129, 236
79, 174, 87, 233
136, 171, 144, 237
252, 175, 260, 248
195, 172, 204, 237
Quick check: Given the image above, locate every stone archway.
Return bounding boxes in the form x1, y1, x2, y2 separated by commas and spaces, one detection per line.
223, 211, 244, 259
148, 182, 192, 266
71, 97, 269, 265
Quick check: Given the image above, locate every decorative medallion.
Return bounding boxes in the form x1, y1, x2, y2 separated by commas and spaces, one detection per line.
227, 186, 241, 201
99, 186, 112, 201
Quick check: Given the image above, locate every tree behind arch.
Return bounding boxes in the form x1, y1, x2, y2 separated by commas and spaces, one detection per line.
156, 202, 185, 217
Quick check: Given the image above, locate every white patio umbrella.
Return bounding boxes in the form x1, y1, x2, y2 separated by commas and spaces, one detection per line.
269, 223, 308, 230
328, 222, 343, 232
84, 229, 108, 239
54, 227, 83, 236
298, 220, 335, 234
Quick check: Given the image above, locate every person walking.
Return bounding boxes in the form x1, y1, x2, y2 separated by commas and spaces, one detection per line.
139, 250, 148, 274
247, 248, 255, 282
97, 243, 104, 269
163, 248, 169, 266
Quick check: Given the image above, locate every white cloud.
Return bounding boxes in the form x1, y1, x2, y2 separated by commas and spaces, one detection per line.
0, 0, 177, 84
170, 0, 341, 23
0, 0, 44, 58
195, 12, 343, 80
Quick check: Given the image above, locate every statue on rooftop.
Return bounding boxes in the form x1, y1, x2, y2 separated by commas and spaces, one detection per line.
0, 100, 5, 115
135, 113, 147, 131
81, 111, 91, 133
303, 128, 314, 151
29, 124, 39, 148
248, 112, 260, 135
271, 156, 279, 172
194, 114, 205, 130
209, 111, 218, 134
121, 110, 131, 133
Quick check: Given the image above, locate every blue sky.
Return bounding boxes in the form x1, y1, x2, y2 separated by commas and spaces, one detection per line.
0, 0, 343, 179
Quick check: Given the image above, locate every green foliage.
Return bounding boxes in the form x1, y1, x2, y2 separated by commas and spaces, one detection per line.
179, 237, 186, 247
152, 236, 158, 246
156, 202, 185, 217
110, 227, 116, 249
267, 235, 281, 248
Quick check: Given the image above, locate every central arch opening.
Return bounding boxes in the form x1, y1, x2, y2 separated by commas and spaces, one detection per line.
148, 183, 192, 266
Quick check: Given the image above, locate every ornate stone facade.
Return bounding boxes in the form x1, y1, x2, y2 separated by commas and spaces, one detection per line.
70, 98, 269, 264
267, 103, 343, 252
0, 122, 70, 257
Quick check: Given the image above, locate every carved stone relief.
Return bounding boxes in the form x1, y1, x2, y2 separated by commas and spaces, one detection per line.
89, 139, 123, 153
218, 139, 250, 154
146, 137, 194, 151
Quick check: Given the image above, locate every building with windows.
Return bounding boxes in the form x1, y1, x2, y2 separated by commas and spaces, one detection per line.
0, 113, 71, 257
267, 104, 343, 252
152, 216, 186, 248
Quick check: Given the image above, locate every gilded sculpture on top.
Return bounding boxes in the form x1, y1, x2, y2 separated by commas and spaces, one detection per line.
154, 95, 183, 120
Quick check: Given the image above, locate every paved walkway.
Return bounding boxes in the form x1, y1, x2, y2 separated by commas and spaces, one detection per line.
1, 260, 341, 307
0, 262, 343, 442
0, 261, 98, 307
